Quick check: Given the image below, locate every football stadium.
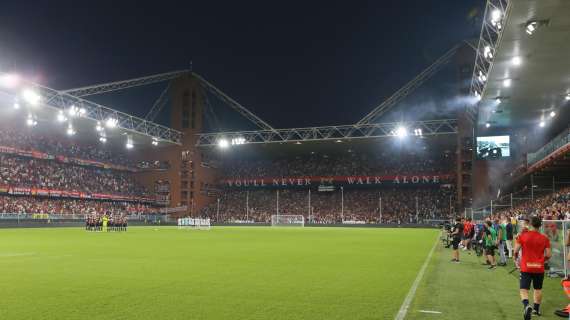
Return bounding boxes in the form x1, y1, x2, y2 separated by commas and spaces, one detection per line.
1, 1, 570, 319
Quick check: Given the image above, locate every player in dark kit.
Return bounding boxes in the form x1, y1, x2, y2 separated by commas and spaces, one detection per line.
514, 216, 551, 319
450, 217, 464, 263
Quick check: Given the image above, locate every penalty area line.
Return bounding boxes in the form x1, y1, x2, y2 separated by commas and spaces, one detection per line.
394, 233, 439, 320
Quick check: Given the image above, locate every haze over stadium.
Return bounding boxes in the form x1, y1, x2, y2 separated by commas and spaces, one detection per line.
1, 0, 570, 319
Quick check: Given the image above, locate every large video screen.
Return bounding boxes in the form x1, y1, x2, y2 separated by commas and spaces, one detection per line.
476, 135, 510, 159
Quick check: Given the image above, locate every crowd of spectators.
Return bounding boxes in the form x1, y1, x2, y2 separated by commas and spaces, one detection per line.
0, 127, 135, 167
0, 154, 149, 196
494, 187, 570, 221
0, 196, 157, 216
199, 187, 455, 224
222, 152, 455, 178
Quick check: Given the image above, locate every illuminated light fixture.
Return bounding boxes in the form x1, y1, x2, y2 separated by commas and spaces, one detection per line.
26, 114, 37, 127
295, 141, 302, 145
105, 117, 118, 128
57, 110, 67, 123
231, 137, 246, 145
474, 91, 482, 101
490, 9, 502, 30
67, 105, 78, 117
21, 88, 41, 106
335, 139, 342, 143
512, 56, 522, 66
485, 122, 491, 128
526, 21, 538, 35
217, 138, 229, 149
539, 120, 545, 127
13, 101, 20, 110
550, 111, 556, 118
503, 79, 512, 88
478, 71, 487, 83
151, 138, 159, 146
66, 124, 76, 136
565, 94, 570, 101
126, 138, 134, 149
496, 98, 502, 104
483, 45, 493, 60
395, 126, 407, 138
99, 136, 107, 143
95, 121, 103, 132
79, 108, 86, 116
414, 128, 423, 136
0, 73, 21, 88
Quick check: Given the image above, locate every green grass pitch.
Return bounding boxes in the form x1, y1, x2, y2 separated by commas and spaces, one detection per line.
1, 227, 565, 319
0, 226, 437, 319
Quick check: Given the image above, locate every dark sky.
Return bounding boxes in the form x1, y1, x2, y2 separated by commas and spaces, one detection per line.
0, 0, 483, 129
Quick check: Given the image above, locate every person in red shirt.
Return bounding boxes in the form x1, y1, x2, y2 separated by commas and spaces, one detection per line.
462, 217, 475, 251
514, 216, 551, 319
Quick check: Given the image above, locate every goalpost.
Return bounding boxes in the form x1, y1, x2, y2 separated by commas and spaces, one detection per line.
177, 217, 211, 230
271, 215, 305, 227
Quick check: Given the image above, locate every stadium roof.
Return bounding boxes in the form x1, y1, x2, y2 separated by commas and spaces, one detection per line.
476, 0, 570, 128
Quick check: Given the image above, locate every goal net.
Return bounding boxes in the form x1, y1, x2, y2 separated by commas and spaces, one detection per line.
177, 217, 211, 230
271, 215, 305, 227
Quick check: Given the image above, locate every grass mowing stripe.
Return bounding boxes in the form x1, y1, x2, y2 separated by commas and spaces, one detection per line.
394, 232, 440, 320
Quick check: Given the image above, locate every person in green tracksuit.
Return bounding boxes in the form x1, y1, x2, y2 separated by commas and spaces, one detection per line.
498, 217, 508, 266
102, 215, 109, 232
484, 220, 498, 269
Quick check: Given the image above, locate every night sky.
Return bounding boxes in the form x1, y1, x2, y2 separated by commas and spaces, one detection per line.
0, 1, 483, 129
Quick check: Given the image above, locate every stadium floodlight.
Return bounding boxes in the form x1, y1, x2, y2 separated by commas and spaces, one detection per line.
414, 128, 423, 136
490, 9, 502, 29
79, 108, 86, 116
0, 73, 21, 88
503, 79, 511, 88
217, 138, 229, 149
57, 110, 67, 123
95, 121, 104, 132
26, 114, 37, 127
67, 105, 78, 117
477, 71, 487, 83
485, 122, 491, 128
99, 136, 107, 143
13, 100, 20, 110
151, 138, 159, 146
474, 91, 482, 101
512, 56, 522, 66
395, 126, 407, 138
231, 137, 246, 145
126, 138, 134, 149
539, 120, 545, 127
483, 45, 493, 60
105, 117, 118, 128
21, 88, 41, 106
526, 21, 538, 35
565, 94, 570, 101
550, 111, 556, 118
66, 124, 76, 136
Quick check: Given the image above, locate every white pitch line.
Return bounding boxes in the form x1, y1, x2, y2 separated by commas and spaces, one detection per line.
419, 310, 442, 314
394, 233, 439, 320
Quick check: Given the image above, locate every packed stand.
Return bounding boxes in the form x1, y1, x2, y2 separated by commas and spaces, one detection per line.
0, 196, 157, 216
0, 127, 136, 167
0, 154, 149, 196
199, 187, 455, 224
222, 152, 455, 178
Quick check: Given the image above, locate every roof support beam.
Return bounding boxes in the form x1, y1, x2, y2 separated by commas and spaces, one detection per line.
195, 119, 457, 147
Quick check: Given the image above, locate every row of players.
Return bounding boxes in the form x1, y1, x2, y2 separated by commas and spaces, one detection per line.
85, 213, 128, 232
